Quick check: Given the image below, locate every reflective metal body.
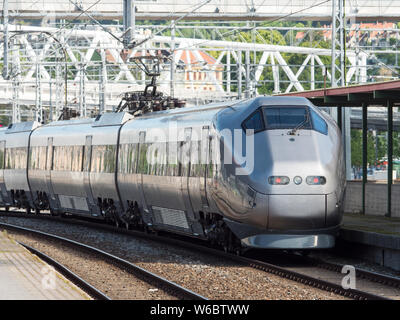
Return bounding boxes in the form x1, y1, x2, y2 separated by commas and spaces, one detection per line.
0, 96, 345, 249
28, 113, 132, 216
213, 97, 345, 248
0, 122, 41, 208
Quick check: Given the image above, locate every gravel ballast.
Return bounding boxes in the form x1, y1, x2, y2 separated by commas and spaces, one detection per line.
7, 231, 176, 300
0, 215, 345, 300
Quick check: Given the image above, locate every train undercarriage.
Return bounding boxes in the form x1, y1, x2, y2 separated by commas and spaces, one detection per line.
11, 190, 243, 254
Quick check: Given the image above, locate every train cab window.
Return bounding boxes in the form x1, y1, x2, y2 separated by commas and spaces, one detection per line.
242, 110, 264, 132
310, 109, 328, 135
263, 107, 311, 130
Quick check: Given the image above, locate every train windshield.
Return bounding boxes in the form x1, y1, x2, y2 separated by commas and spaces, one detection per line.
263, 107, 311, 130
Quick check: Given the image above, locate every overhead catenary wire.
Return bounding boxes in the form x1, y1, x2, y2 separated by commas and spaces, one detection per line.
131, 0, 212, 49
176, 0, 333, 51
64, 0, 213, 49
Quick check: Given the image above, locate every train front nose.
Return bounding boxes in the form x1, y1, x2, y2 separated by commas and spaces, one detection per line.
267, 190, 327, 230
264, 135, 337, 231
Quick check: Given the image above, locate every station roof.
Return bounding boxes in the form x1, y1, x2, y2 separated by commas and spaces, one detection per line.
278, 79, 400, 106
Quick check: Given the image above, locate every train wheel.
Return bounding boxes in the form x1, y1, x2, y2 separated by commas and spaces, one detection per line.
25, 207, 31, 214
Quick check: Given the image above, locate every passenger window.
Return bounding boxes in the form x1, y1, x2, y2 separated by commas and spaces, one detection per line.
0, 141, 5, 170
166, 141, 179, 176
118, 143, 137, 174
180, 141, 190, 177
138, 143, 150, 174
104, 145, 116, 173
148, 142, 167, 176
91, 145, 116, 173
6, 147, 27, 169
207, 136, 219, 179
311, 109, 328, 135
243, 110, 264, 132
190, 141, 202, 177
71, 146, 84, 172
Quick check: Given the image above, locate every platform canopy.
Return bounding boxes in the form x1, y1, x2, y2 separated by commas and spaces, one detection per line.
278, 79, 400, 107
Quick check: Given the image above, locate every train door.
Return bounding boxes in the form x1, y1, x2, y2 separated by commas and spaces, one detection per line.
0, 140, 7, 203
205, 131, 220, 213
83, 135, 97, 216
45, 137, 57, 208
182, 128, 205, 236
181, 128, 195, 221
187, 126, 209, 214
137, 131, 151, 224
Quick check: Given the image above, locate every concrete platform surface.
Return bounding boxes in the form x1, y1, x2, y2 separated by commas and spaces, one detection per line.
343, 214, 400, 237
340, 214, 400, 271
0, 231, 90, 300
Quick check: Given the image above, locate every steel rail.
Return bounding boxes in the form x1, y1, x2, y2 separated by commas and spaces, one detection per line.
0, 210, 395, 300
0, 221, 207, 301
19, 242, 111, 301
304, 255, 400, 290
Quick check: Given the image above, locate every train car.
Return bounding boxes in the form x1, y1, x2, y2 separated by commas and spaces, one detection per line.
0, 127, 8, 207
28, 113, 132, 220
117, 96, 345, 250
1, 95, 345, 251
2, 122, 41, 211
214, 96, 345, 249
117, 101, 233, 235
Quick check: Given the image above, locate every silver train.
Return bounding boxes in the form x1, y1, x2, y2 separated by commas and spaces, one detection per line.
0, 96, 345, 250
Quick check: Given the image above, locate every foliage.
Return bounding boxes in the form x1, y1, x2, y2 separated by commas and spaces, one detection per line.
351, 129, 400, 167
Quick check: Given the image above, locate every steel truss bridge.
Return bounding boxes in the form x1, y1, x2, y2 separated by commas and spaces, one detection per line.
0, 22, 373, 122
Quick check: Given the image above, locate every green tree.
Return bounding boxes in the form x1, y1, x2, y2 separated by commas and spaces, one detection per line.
351, 129, 377, 167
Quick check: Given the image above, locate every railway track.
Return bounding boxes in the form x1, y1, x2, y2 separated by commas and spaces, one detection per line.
0, 220, 207, 301
246, 251, 400, 300
19, 242, 111, 301
0, 210, 398, 300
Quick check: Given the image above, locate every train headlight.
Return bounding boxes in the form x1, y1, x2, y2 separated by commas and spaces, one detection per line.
268, 176, 290, 185
293, 176, 302, 185
306, 176, 326, 185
